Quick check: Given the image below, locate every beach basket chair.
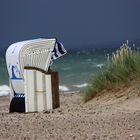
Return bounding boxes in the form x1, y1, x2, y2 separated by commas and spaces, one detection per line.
6, 38, 66, 112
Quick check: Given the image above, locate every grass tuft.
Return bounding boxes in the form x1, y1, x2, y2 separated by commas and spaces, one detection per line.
83, 42, 140, 102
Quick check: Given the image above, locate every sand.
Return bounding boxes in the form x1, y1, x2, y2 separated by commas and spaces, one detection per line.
0, 86, 140, 140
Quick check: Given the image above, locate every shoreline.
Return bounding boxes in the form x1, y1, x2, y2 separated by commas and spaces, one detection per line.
0, 84, 84, 97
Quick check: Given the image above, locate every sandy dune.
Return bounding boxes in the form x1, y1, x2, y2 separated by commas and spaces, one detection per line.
0, 86, 140, 140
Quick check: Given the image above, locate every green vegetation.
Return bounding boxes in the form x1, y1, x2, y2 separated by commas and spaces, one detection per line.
83, 42, 140, 102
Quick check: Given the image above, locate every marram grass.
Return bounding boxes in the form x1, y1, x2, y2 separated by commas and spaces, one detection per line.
83, 43, 140, 102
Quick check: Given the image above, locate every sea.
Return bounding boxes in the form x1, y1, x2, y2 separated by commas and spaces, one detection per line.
0, 48, 117, 95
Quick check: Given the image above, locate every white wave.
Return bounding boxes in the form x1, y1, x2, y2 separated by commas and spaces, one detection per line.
65, 74, 74, 78
59, 85, 69, 91
96, 63, 104, 68
86, 59, 92, 62
0, 85, 10, 96
64, 91, 80, 94
73, 83, 88, 88
62, 67, 72, 71
76, 51, 81, 55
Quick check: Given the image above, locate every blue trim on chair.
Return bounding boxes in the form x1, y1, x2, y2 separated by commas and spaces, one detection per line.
14, 90, 25, 98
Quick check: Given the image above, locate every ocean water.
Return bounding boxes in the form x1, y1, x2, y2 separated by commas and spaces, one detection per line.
0, 48, 115, 94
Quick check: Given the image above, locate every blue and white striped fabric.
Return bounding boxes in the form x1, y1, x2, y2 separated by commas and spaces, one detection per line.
51, 41, 67, 63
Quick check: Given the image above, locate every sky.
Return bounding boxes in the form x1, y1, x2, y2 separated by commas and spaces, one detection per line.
0, 0, 140, 49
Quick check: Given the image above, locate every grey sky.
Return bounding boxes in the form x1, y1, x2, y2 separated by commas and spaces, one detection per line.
0, 0, 140, 49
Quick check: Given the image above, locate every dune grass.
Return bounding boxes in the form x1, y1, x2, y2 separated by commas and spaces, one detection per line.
83, 42, 140, 102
